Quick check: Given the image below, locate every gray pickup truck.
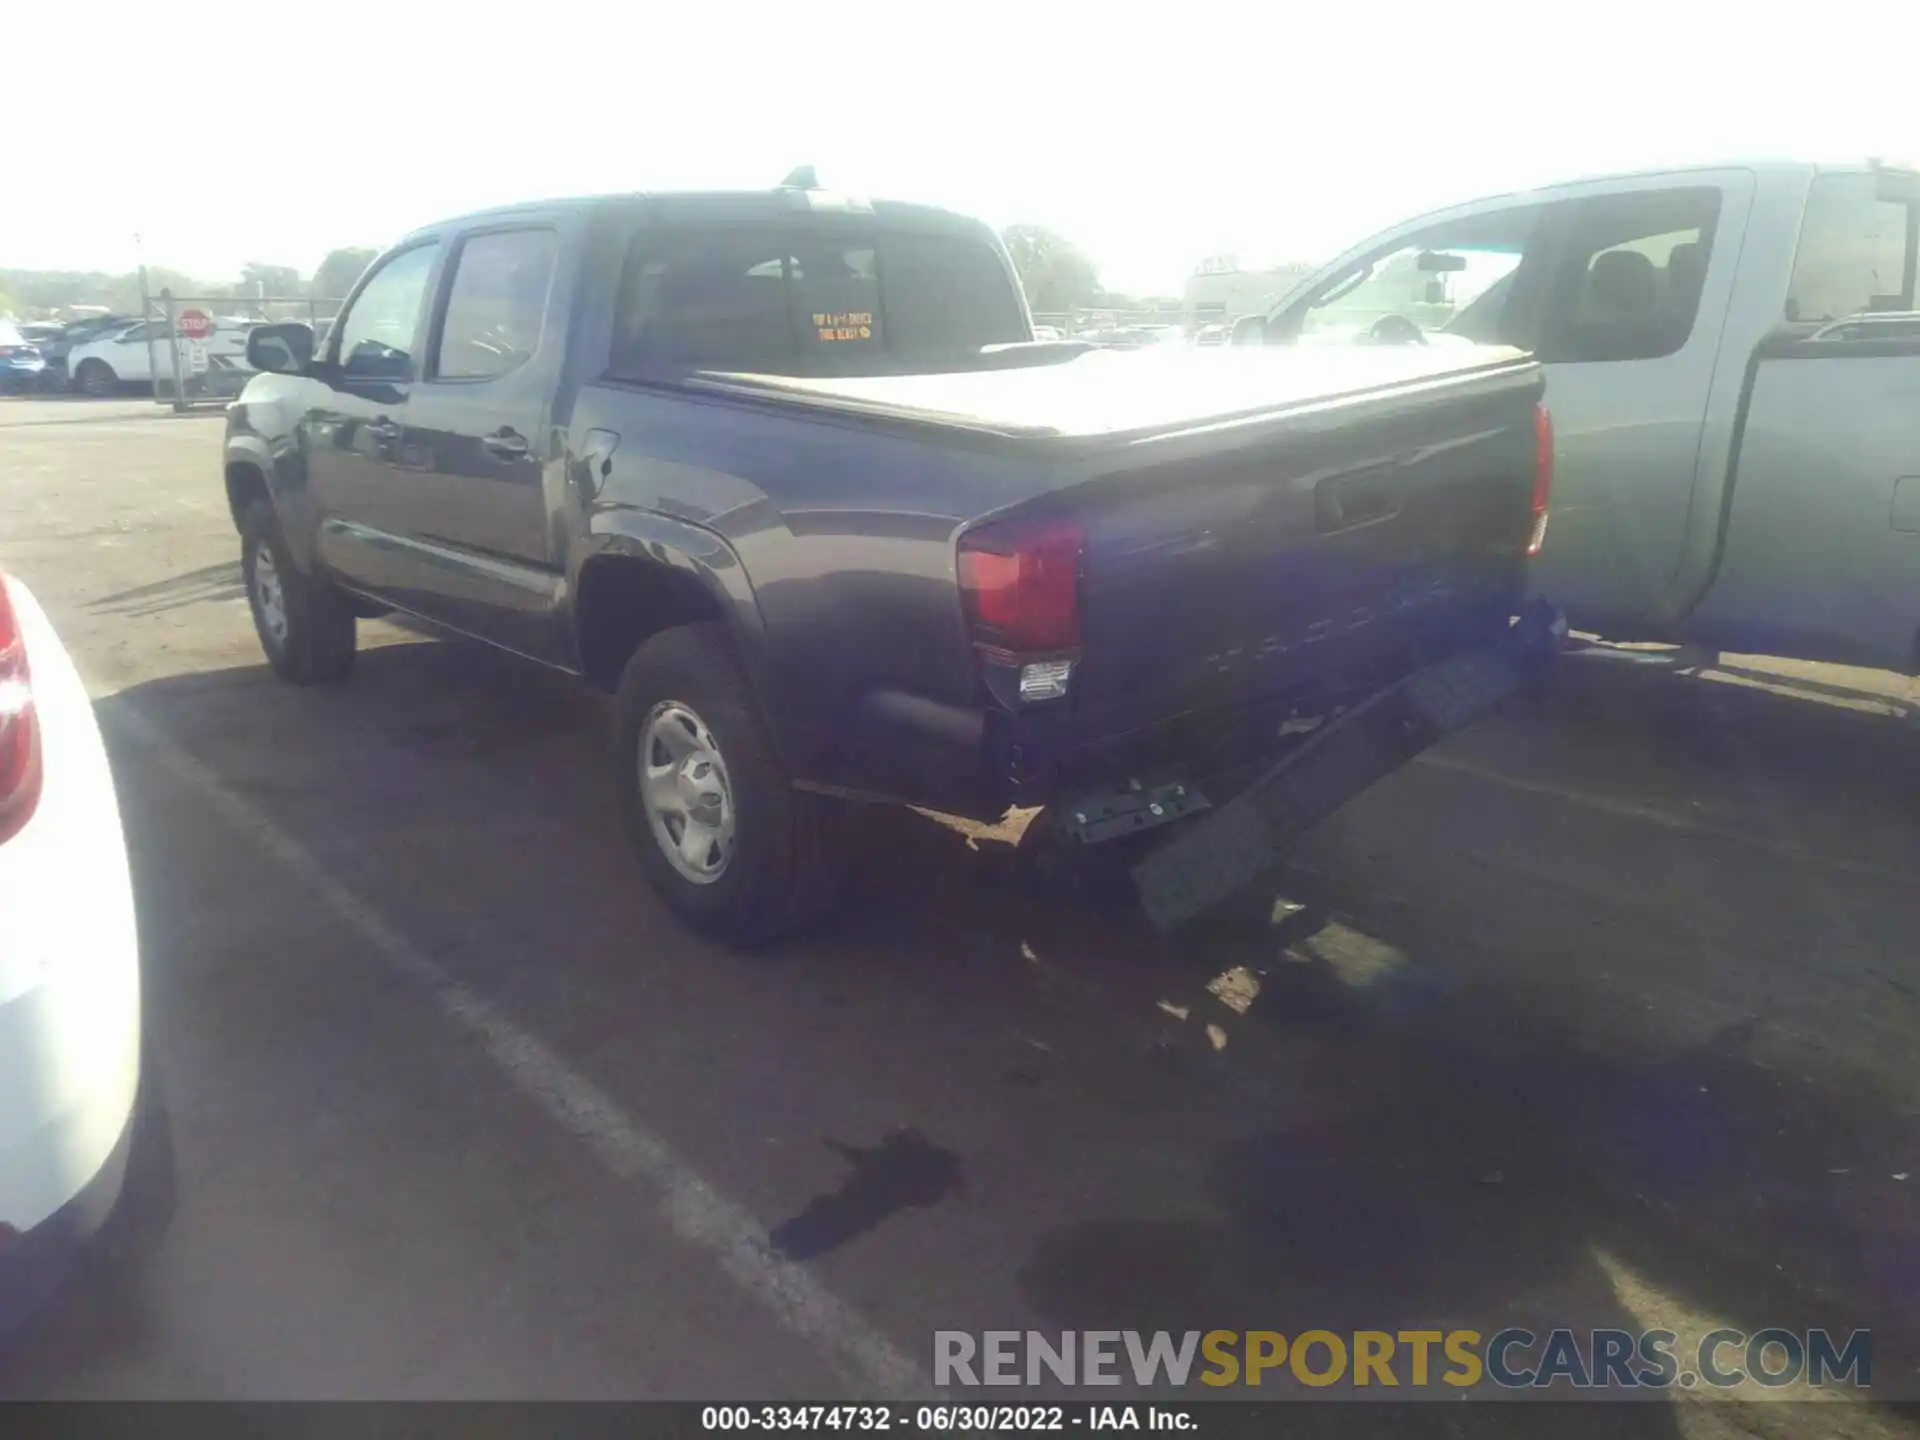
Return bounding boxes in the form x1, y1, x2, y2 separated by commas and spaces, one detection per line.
1238, 158, 1920, 675
225, 182, 1558, 942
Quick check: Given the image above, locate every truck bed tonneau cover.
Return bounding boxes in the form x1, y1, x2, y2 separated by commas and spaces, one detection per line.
680, 344, 1536, 443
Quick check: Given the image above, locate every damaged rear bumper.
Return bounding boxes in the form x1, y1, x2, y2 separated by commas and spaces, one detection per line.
1130, 599, 1567, 932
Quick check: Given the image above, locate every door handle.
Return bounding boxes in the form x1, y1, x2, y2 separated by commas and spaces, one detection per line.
365, 415, 401, 456
483, 429, 530, 460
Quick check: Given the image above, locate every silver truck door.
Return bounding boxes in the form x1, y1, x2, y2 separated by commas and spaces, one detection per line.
1689, 169, 1920, 671
1523, 175, 1753, 636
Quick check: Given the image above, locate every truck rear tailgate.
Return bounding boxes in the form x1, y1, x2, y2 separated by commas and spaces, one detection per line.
1067, 357, 1545, 746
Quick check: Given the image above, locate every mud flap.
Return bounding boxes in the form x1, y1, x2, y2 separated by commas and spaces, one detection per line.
1130, 601, 1566, 933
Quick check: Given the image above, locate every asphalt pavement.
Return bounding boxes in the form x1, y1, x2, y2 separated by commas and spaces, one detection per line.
2, 395, 1918, 1435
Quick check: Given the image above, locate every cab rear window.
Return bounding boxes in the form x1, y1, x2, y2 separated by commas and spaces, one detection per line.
610, 223, 1021, 374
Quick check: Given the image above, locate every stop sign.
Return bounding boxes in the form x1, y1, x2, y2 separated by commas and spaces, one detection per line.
176, 309, 213, 340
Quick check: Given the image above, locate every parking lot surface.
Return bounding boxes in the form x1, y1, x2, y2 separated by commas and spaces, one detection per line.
2, 395, 1918, 1434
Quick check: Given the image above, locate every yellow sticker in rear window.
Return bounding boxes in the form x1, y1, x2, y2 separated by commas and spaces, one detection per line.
813, 311, 874, 341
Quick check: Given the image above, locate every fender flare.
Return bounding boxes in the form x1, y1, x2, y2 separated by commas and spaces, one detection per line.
223, 433, 325, 574
575, 510, 791, 762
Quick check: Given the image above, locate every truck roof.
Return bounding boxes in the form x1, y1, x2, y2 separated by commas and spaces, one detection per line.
400, 188, 996, 245
1432, 156, 1911, 215
1330, 157, 1916, 262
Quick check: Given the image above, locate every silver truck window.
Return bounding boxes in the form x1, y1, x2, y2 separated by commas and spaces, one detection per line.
1786, 173, 1917, 323
432, 229, 557, 382
1285, 206, 1542, 347
1541, 187, 1721, 364
334, 244, 438, 382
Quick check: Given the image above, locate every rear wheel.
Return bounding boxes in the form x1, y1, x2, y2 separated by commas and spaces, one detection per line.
613, 623, 846, 943
72, 359, 116, 397
241, 501, 356, 684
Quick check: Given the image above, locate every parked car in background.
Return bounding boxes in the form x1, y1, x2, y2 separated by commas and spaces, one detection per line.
0, 324, 48, 394
30, 314, 136, 392
1190, 323, 1231, 346
224, 181, 1557, 942
0, 571, 154, 1335
65, 318, 252, 397
1076, 324, 1182, 349
1238, 158, 1920, 675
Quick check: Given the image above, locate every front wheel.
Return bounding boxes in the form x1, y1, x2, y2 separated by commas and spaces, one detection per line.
241, 501, 356, 684
72, 359, 117, 397
613, 623, 846, 944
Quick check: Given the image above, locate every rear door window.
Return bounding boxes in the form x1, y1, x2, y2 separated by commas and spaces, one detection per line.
1786, 172, 1919, 323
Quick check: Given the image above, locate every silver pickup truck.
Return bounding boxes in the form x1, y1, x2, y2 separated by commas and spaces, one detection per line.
1236, 159, 1920, 675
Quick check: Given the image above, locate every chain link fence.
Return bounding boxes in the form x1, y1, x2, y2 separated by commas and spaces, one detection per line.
140, 286, 346, 410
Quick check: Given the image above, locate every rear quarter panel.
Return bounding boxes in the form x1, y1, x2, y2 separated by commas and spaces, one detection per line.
568, 382, 1038, 781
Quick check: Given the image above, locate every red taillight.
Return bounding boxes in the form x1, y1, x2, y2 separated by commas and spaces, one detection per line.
957, 518, 1083, 652
1525, 403, 1553, 558
0, 578, 44, 846
0, 346, 15, 358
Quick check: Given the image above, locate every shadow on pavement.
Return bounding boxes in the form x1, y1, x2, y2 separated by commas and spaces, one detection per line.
89, 562, 246, 620
37, 632, 1920, 1421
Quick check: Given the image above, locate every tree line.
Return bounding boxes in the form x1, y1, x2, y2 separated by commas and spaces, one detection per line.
9, 227, 1158, 323
1, 247, 381, 318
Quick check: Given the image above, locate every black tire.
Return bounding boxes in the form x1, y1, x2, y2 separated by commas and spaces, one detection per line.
72, 359, 116, 397
240, 500, 356, 684
613, 623, 846, 944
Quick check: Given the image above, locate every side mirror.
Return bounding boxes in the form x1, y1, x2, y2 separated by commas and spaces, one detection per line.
1229, 314, 1268, 346
247, 322, 315, 375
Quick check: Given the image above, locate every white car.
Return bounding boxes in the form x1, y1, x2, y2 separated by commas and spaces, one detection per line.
65, 319, 251, 397
0, 573, 147, 1334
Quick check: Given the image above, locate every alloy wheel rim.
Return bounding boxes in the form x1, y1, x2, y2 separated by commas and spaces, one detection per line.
639, 701, 736, 884
252, 545, 289, 647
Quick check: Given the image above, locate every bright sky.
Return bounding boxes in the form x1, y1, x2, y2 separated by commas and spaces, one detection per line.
9, 2, 1915, 294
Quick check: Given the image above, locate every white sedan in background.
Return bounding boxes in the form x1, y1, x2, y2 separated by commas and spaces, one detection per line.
0, 572, 151, 1336
64, 319, 251, 398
